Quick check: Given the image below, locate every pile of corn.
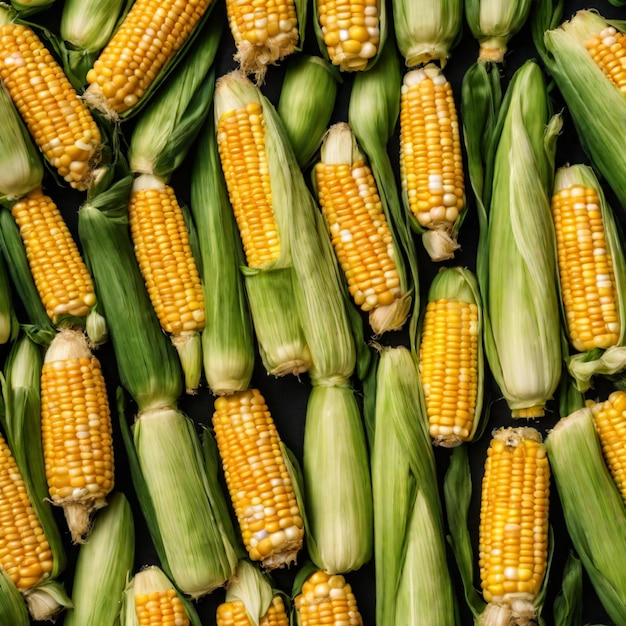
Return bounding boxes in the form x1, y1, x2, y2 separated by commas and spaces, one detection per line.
0, 0, 626, 624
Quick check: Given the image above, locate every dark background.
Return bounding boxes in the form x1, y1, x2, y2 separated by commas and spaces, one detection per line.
6, 0, 626, 623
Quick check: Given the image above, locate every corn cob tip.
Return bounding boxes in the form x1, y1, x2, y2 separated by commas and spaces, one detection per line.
479, 599, 537, 626
83, 83, 120, 122
368, 293, 412, 335
422, 229, 460, 262
172, 330, 203, 394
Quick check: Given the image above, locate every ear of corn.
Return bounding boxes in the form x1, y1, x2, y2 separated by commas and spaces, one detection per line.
348, 39, 420, 346
465, 0, 533, 62
399, 63, 466, 262
478, 427, 551, 625
538, 11, 626, 217
216, 559, 289, 626
303, 384, 373, 574
84, 0, 215, 120
78, 179, 239, 598
314, 122, 411, 335
63, 491, 135, 626
121, 565, 198, 626
473, 60, 562, 417
313, 0, 385, 72
392, 0, 463, 67
40, 328, 115, 543
212, 389, 305, 569
226, 0, 305, 82
546, 405, 626, 625
9, 0, 55, 16
294, 570, 364, 626
190, 113, 255, 396
277, 54, 338, 168
370, 346, 458, 625
418, 266, 484, 446
59, 0, 132, 86
0, 6, 101, 190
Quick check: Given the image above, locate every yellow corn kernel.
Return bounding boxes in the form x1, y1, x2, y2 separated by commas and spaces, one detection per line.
216, 596, 289, 626
399, 64, 464, 231
212, 389, 304, 569
134, 589, 189, 626
294, 570, 363, 626
216, 102, 280, 268
317, 0, 380, 71
226, 0, 299, 78
0, 431, 53, 592
591, 390, 626, 504
40, 329, 114, 543
551, 184, 620, 352
478, 428, 550, 618
314, 130, 407, 333
129, 176, 206, 337
11, 187, 97, 325
419, 298, 479, 446
85, 0, 212, 117
585, 26, 626, 95
0, 23, 101, 190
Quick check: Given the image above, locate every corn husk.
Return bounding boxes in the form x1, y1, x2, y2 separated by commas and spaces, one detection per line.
9, 0, 53, 16
370, 346, 457, 625
348, 39, 419, 343
416, 266, 485, 446
277, 54, 338, 168
465, 0, 533, 62
393, 0, 463, 67
78, 177, 239, 598
303, 384, 372, 574
190, 113, 255, 395
0, 250, 16, 344
120, 565, 202, 626
545, 406, 626, 624
470, 60, 562, 417
536, 11, 626, 216
59, 0, 132, 86
549, 165, 626, 391
0, 570, 29, 626
553, 552, 583, 626
63, 492, 135, 626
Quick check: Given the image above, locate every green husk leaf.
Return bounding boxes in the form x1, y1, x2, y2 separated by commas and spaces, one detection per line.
0, 570, 29, 626
190, 114, 255, 395
277, 54, 339, 169
9, 0, 54, 17
223, 560, 273, 626
63, 492, 134, 626
553, 551, 583, 626
303, 384, 372, 574
393, 0, 463, 67
0, 250, 16, 345
546, 407, 626, 624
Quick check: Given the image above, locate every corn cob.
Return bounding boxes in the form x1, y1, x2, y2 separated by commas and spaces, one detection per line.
84, 0, 213, 119
418, 267, 483, 446
314, 0, 383, 72
226, 0, 301, 81
0, 6, 101, 190
539, 11, 626, 216
277, 54, 338, 168
392, 0, 463, 67
478, 427, 550, 625
314, 122, 410, 335
63, 491, 135, 626
399, 63, 465, 261
128, 175, 205, 393
212, 389, 304, 569
546, 405, 626, 624
215, 559, 289, 626
372, 346, 458, 625
294, 570, 363, 626
465, 0, 533, 62
584, 25, 626, 94
40, 328, 114, 543
590, 390, 626, 505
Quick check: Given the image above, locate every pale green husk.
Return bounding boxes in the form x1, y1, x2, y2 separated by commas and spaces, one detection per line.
371, 346, 457, 625
64, 492, 135, 626
190, 114, 255, 394
0, 251, 15, 344
277, 54, 338, 168
303, 384, 373, 574
393, 0, 463, 67
465, 0, 533, 61
546, 407, 626, 624
222, 560, 274, 626
481, 60, 562, 416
